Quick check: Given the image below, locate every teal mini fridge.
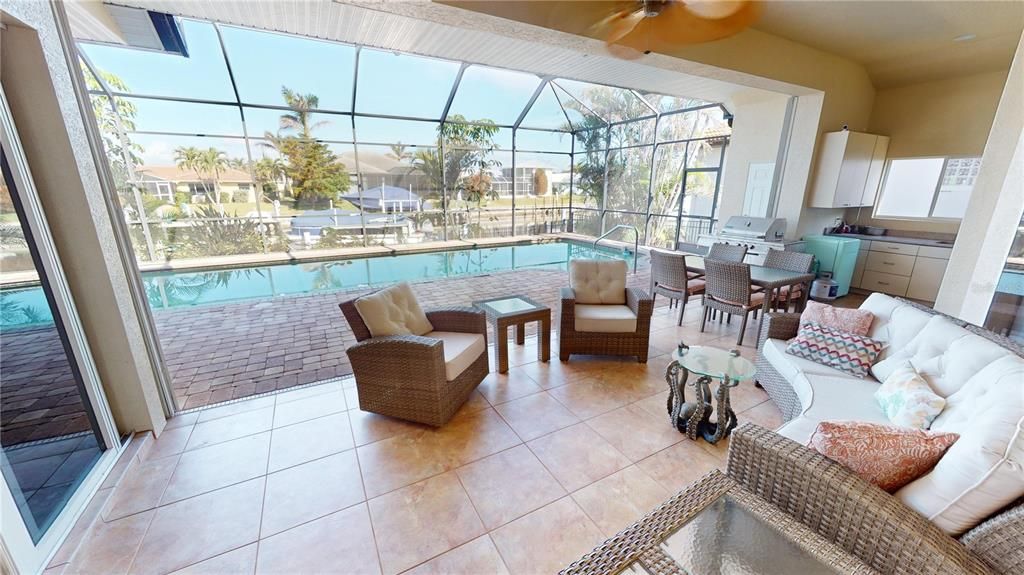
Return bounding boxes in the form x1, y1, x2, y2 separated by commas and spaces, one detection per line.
801, 236, 862, 297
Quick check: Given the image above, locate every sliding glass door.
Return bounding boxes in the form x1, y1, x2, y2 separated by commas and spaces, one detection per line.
0, 89, 119, 574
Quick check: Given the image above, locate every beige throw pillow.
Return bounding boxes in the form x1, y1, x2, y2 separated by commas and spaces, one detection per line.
354, 282, 433, 337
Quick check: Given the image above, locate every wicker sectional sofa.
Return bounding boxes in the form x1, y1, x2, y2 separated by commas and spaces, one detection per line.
751, 293, 1024, 574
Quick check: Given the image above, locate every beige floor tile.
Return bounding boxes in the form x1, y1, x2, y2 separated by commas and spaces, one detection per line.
344, 386, 360, 410
433, 408, 522, 467
632, 392, 670, 419
586, 404, 682, 462
729, 380, 770, 413
637, 440, 725, 493
274, 381, 344, 405
369, 472, 485, 575
547, 377, 642, 419
50, 487, 114, 567
696, 434, 731, 462
453, 390, 491, 417
184, 407, 274, 451
196, 395, 275, 424
102, 455, 178, 521
261, 450, 365, 537
170, 544, 257, 575
348, 409, 427, 447
131, 478, 264, 575
477, 369, 543, 406
256, 503, 380, 575
456, 444, 565, 529
273, 389, 347, 428
65, 510, 154, 575
514, 361, 577, 390
741, 401, 784, 431
163, 411, 199, 431
268, 412, 354, 472
403, 535, 509, 575
140, 425, 192, 462
526, 423, 632, 492
489, 497, 604, 575
494, 392, 580, 441
161, 433, 270, 504
571, 466, 669, 536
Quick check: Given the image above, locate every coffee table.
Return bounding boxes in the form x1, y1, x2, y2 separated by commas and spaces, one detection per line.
561, 470, 876, 575
664, 345, 755, 444
473, 295, 550, 374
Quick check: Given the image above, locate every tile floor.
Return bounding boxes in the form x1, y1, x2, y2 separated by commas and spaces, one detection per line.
49, 300, 788, 575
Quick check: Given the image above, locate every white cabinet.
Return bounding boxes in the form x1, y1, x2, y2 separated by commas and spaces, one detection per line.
851, 248, 869, 288
907, 254, 951, 302
853, 241, 951, 302
809, 131, 890, 208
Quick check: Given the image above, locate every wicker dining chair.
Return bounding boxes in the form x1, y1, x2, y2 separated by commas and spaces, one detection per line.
760, 249, 815, 312
701, 259, 764, 346
649, 250, 706, 326
707, 242, 748, 262
339, 294, 488, 427
675, 241, 709, 256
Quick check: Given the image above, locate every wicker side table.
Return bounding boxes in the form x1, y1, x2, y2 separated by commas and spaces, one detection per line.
560, 470, 877, 575
473, 295, 551, 374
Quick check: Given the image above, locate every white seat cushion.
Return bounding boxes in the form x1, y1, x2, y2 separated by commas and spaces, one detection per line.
860, 293, 935, 361
574, 304, 637, 333
354, 282, 433, 337
776, 375, 890, 444
871, 315, 1014, 397
426, 331, 486, 381
570, 259, 627, 304
896, 354, 1024, 535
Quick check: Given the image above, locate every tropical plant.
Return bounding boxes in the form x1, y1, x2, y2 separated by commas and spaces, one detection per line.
279, 88, 328, 138
387, 143, 413, 163
533, 168, 549, 196
270, 87, 350, 205
174, 146, 215, 207
81, 64, 143, 190
168, 206, 286, 258
253, 157, 287, 201
199, 148, 229, 204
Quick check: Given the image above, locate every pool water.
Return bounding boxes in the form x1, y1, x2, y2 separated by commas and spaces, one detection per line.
0, 241, 642, 327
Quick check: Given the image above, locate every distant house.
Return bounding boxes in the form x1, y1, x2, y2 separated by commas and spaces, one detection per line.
136, 166, 257, 203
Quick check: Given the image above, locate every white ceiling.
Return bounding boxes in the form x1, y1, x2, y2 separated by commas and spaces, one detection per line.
70, 0, 794, 109
749, 1, 1022, 88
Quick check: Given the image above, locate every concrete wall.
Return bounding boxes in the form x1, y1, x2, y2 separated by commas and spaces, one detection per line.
935, 33, 1024, 324
2, 1, 166, 435
844, 70, 1009, 234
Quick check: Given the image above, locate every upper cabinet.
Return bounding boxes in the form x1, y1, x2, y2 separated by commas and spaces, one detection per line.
809, 131, 890, 209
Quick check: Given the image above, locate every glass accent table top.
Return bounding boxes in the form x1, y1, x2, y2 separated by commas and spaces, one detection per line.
672, 346, 756, 381
620, 495, 840, 575
473, 296, 546, 317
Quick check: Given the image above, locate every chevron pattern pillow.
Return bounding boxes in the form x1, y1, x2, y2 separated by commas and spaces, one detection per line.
786, 322, 884, 377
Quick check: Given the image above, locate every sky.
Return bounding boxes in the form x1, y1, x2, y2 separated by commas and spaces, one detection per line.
79, 18, 701, 169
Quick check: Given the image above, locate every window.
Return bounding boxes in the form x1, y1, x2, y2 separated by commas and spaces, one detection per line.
874, 156, 981, 220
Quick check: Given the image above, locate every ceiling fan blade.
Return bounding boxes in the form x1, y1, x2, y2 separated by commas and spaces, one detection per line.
614, 0, 760, 48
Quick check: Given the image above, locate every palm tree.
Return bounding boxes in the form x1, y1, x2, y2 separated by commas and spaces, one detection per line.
198, 148, 228, 205
279, 87, 328, 138
253, 157, 287, 201
387, 143, 412, 163
174, 146, 217, 206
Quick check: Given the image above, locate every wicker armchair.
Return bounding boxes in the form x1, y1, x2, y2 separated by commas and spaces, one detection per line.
339, 298, 488, 427
559, 259, 653, 363
700, 259, 764, 346
649, 249, 705, 326
727, 423, 1016, 574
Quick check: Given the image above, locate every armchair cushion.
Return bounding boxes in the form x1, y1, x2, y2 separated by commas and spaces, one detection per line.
570, 259, 627, 304
427, 331, 486, 381
354, 282, 434, 337
574, 304, 637, 333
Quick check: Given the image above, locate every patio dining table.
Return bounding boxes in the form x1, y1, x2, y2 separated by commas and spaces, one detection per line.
678, 254, 816, 338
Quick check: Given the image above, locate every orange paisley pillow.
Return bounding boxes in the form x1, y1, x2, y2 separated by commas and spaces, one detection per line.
808, 421, 959, 493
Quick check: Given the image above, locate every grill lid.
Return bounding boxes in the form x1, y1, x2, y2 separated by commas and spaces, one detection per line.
718, 217, 787, 240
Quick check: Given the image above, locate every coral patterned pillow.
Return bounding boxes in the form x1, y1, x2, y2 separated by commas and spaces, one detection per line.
799, 300, 875, 336
875, 363, 946, 429
808, 421, 959, 492
785, 322, 884, 377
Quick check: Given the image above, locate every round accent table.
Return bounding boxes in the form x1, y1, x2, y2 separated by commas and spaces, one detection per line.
664, 345, 756, 444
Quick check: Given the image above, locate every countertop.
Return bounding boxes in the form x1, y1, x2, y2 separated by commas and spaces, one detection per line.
825, 233, 955, 248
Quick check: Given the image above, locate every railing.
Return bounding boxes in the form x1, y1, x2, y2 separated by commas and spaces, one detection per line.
593, 224, 640, 274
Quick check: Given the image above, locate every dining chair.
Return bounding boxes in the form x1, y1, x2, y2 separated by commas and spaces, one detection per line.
649, 250, 706, 326
707, 242, 748, 262
760, 249, 815, 312
701, 259, 764, 346
676, 241, 709, 256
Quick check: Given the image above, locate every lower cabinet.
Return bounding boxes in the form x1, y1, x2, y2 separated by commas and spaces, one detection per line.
850, 240, 951, 302
906, 256, 948, 302
861, 270, 912, 296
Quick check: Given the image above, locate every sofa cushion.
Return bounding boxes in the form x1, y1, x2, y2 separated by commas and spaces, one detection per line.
354, 282, 434, 337
859, 293, 935, 361
426, 331, 486, 381
896, 354, 1024, 535
574, 304, 637, 333
872, 315, 1013, 397
874, 363, 946, 429
785, 322, 883, 378
570, 259, 627, 304
800, 300, 874, 336
776, 374, 891, 444
808, 421, 959, 493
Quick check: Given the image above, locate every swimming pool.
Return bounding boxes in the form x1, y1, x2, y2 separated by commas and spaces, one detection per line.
0, 240, 642, 327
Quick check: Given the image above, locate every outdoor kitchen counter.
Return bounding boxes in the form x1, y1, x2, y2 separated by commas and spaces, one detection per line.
826, 233, 956, 248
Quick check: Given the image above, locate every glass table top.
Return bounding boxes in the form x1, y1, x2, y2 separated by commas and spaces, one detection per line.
672, 346, 756, 381
474, 296, 544, 316
620, 495, 840, 575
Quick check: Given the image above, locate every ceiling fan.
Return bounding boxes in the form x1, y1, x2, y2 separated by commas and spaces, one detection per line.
550, 0, 761, 59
